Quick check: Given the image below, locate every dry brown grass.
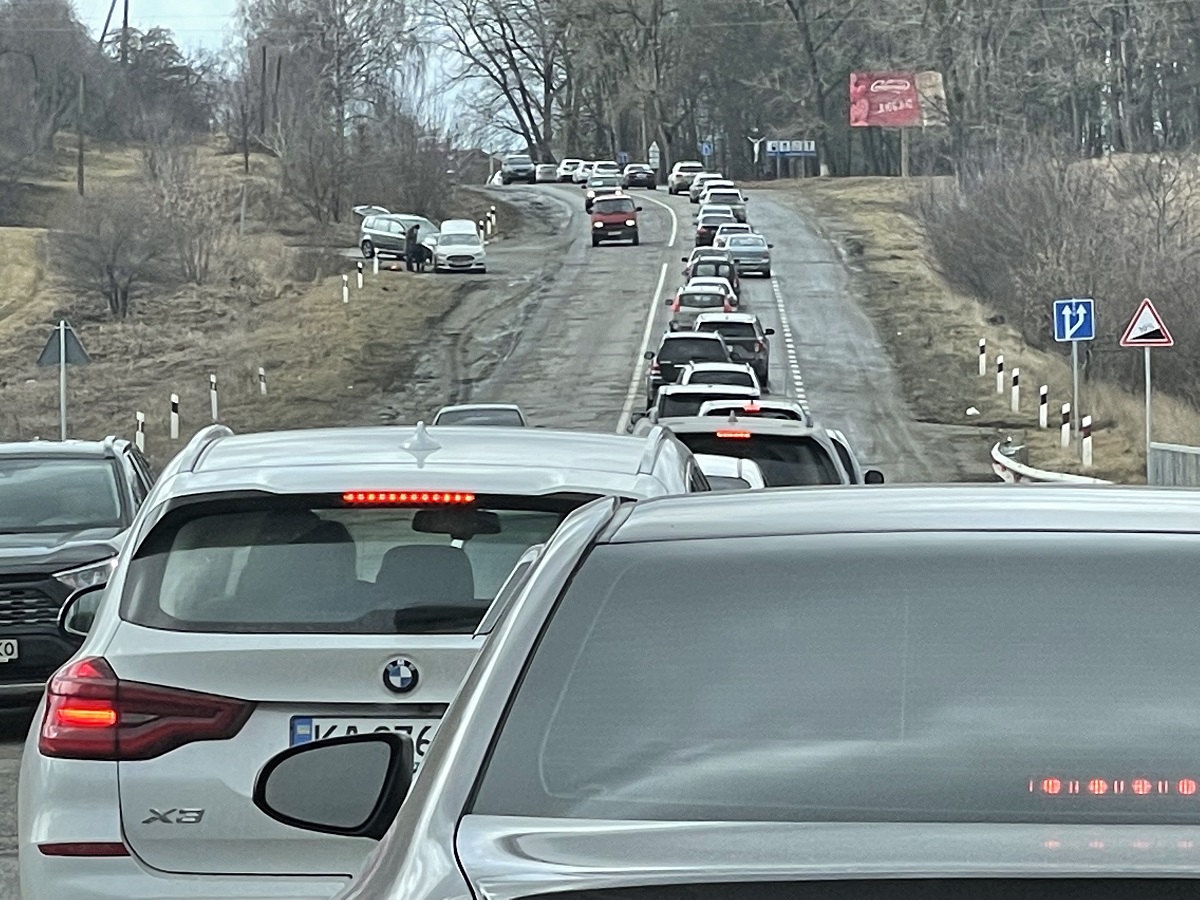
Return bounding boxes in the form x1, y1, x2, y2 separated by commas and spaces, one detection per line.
761, 176, 1200, 483
0, 134, 518, 466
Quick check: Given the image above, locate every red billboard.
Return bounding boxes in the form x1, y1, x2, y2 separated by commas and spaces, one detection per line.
850, 72, 946, 128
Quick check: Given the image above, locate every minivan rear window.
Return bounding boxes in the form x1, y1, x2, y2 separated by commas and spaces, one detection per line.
473, 532, 1200, 825
675, 432, 841, 485
658, 339, 728, 364
122, 493, 594, 634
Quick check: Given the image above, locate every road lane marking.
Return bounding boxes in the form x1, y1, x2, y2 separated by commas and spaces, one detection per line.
616, 262, 670, 433
770, 275, 808, 411
638, 193, 678, 248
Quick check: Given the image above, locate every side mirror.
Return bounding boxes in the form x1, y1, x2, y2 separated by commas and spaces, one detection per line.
664, 297, 674, 306
864, 470, 886, 485
636, 206, 643, 212
767, 243, 774, 248
59, 583, 106, 639
765, 328, 776, 335
254, 733, 413, 840
643, 350, 655, 360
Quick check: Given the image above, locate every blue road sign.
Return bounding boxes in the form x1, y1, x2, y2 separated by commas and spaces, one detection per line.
1053, 298, 1096, 342
699, 141, 714, 157
617, 151, 630, 165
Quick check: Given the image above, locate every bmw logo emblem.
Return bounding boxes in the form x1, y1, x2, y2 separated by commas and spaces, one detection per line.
383, 659, 419, 694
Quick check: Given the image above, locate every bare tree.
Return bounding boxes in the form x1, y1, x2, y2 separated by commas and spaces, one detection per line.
58, 189, 163, 319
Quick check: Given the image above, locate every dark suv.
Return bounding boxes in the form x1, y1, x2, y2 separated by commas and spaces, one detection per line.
0, 437, 155, 705
501, 153, 536, 184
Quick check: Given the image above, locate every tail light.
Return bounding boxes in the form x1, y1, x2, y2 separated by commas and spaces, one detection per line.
754, 341, 764, 352
39, 657, 253, 761
717, 430, 752, 439
723, 300, 733, 312
650, 360, 660, 374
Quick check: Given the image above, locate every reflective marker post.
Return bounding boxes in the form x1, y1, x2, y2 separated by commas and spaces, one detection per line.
57, 320, 66, 441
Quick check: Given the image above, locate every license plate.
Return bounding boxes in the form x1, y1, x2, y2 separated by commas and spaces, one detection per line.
0, 639, 19, 663
289, 717, 439, 765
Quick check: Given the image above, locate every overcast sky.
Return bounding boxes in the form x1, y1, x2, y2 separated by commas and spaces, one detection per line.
73, 0, 237, 52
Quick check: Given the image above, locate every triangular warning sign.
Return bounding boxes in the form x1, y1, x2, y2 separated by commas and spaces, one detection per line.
35, 321, 91, 367
1119, 298, 1174, 348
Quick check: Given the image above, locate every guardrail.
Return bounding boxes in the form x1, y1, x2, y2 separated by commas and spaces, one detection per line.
990, 440, 1112, 484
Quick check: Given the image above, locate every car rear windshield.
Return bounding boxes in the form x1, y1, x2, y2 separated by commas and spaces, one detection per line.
658, 339, 728, 364
434, 409, 523, 426
0, 457, 123, 533
707, 191, 742, 202
691, 262, 733, 279
706, 475, 750, 490
593, 198, 635, 214
474, 532, 1200, 825
699, 216, 735, 226
121, 493, 594, 634
697, 321, 757, 339
679, 293, 726, 309
729, 236, 766, 247
674, 432, 841, 485
506, 155, 532, 164
688, 370, 755, 387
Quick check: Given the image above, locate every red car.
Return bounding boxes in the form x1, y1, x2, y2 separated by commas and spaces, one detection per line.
591, 194, 642, 247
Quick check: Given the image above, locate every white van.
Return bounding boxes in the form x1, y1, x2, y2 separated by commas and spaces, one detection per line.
431, 219, 487, 273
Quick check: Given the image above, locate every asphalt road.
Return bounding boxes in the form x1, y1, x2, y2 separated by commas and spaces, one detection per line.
0, 179, 992, 898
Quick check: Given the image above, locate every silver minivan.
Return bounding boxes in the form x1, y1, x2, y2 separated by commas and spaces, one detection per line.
359, 214, 438, 259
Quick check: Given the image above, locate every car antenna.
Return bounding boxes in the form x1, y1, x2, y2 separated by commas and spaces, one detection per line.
727, 411, 739, 424
401, 421, 442, 468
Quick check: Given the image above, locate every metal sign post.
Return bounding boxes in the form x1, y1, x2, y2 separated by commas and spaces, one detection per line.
35, 319, 91, 440
1119, 298, 1174, 478
1052, 298, 1095, 449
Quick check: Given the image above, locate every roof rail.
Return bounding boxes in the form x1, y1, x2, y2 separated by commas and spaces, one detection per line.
101, 434, 121, 453
636, 425, 668, 476
177, 424, 234, 473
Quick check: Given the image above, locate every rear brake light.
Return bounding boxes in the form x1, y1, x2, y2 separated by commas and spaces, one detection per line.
342, 491, 476, 505
744, 403, 762, 412
754, 341, 764, 352
717, 430, 752, 439
650, 360, 660, 373
39, 657, 253, 761
724, 301, 732, 312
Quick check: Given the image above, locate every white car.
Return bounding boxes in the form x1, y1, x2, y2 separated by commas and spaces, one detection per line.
668, 160, 707, 194
688, 172, 727, 202
534, 163, 558, 183
647, 383, 761, 421
679, 361, 761, 392
592, 160, 622, 176
18, 423, 711, 900
694, 203, 736, 223
697, 397, 812, 426
692, 453, 767, 490
431, 219, 487, 273
712, 223, 756, 247
572, 161, 595, 183
556, 158, 582, 181
685, 275, 738, 308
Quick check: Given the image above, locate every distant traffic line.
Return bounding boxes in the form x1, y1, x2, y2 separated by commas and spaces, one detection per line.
769, 275, 808, 411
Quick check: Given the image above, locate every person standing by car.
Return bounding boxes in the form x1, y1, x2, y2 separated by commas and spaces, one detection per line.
405, 223, 421, 272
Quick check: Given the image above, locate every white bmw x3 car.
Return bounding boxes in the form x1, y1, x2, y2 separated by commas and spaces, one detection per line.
18, 422, 711, 900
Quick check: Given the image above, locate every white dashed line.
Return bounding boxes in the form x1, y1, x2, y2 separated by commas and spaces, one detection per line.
770, 276, 808, 410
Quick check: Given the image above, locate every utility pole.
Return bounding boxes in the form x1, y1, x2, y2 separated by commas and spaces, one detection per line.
259, 45, 268, 138
76, 73, 85, 196
120, 0, 129, 65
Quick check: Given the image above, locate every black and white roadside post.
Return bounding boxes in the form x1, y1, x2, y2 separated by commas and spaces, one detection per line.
1010, 367, 1020, 413
342, 274, 349, 303
978, 338, 986, 377
258, 366, 267, 395
209, 374, 219, 422
1118, 298, 1174, 479
135, 411, 145, 452
170, 393, 180, 441
356, 261, 364, 290
1082, 416, 1094, 468
1060, 403, 1071, 449
1038, 385, 1048, 429
34, 319, 91, 441
1052, 298, 1095, 448
372, 254, 379, 276
995, 354, 1004, 395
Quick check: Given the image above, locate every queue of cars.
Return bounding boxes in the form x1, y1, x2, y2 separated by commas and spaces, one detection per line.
6, 147, 1187, 900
